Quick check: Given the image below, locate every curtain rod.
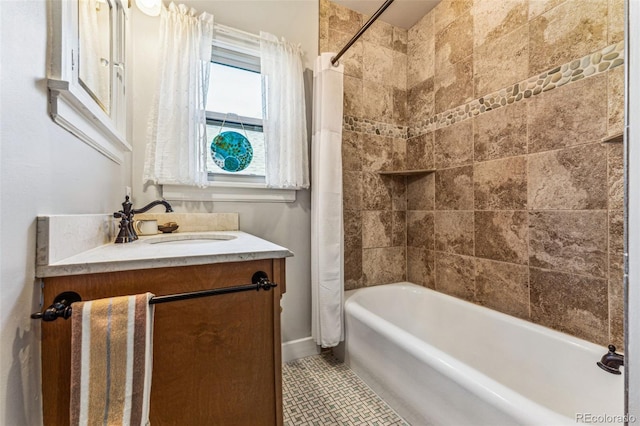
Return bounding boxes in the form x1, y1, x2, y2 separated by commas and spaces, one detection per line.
330, 0, 396, 67
213, 23, 283, 44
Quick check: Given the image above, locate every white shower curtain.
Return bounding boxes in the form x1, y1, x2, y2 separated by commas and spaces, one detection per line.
311, 53, 344, 348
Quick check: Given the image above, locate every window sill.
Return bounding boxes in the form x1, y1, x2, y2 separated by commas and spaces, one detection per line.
162, 183, 297, 203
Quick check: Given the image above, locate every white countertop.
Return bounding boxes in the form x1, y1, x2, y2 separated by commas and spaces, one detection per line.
35, 231, 293, 278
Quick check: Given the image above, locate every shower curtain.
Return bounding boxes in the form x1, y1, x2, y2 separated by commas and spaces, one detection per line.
311, 53, 344, 348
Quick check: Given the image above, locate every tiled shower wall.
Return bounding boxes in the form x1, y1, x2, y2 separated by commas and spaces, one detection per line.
320, 0, 625, 346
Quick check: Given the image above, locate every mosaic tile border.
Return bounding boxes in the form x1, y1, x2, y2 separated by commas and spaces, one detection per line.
341, 41, 624, 139
343, 115, 408, 139
408, 41, 624, 138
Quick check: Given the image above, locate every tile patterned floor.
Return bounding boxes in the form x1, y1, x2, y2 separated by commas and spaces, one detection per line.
282, 353, 409, 426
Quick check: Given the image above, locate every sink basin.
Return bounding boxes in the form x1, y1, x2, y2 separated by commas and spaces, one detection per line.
144, 233, 237, 245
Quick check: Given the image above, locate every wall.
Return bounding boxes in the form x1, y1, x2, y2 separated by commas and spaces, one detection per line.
130, 1, 319, 344
323, 0, 625, 346
0, 1, 131, 424
320, 0, 410, 289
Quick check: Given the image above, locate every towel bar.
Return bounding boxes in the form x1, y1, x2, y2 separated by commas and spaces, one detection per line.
31, 271, 277, 322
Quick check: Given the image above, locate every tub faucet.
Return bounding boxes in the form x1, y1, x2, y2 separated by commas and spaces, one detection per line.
113, 196, 173, 243
597, 345, 624, 375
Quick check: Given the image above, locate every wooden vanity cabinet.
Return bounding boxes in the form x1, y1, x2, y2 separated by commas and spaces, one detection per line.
40, 258, 286, 426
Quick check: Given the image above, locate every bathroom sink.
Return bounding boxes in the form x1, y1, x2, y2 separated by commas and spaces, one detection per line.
144, 233, 237, 245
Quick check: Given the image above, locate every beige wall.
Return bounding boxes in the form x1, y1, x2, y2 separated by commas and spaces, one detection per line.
131, 1, 319, 345
322, 0, 625, 346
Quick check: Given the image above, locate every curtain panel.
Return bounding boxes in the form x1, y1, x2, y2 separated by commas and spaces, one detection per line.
143, 2, 213, 187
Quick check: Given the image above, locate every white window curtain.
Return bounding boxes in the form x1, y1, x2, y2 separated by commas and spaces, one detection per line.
259, 32, 309, 189
143, 3, 214, 187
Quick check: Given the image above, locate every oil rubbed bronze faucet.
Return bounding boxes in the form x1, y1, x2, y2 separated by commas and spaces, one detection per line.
597, 345, 624, 375
113, 196, 173, 243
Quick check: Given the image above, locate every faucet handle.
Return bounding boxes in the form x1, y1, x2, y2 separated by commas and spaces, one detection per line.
608, 345, 618, 353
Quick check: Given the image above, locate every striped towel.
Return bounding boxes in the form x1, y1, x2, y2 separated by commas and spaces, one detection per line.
70, 293, 155, 426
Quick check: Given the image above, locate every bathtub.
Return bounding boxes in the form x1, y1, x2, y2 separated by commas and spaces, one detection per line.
342, 283, 625, 425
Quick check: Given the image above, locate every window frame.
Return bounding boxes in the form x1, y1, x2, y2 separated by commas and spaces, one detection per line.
161, 27, 296, 203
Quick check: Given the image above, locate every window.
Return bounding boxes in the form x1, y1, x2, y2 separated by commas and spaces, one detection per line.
162, 29, 296, 202
206, 62, 265, 183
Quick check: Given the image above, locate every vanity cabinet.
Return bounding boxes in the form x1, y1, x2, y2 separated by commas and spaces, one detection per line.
40, 258, 285, 426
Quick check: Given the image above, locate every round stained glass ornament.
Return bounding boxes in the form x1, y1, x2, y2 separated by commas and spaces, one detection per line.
210, 131, 253, 172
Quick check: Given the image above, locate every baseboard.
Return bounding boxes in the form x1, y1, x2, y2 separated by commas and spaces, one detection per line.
281, 337, 320, 363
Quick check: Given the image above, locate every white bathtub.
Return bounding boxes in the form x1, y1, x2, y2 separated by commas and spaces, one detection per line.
342, 283, 625, 426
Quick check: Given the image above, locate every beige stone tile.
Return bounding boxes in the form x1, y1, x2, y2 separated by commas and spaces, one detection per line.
433, 0, 473, 35
345, 232, 363, 290
435, 252, 475, 301
408, 247, 435, 288
406, 132, 435, 170
363, 42, 394, 85
135, 213, 239, 232
472, 0, 527, 47
609, 210, 624, 281
609, 143, 624, 211
392, 211, 406, 246
529, 0, 608, 75
362, 211, 393, 248
392, 51, 408, 91
528, 74, 607, 153
391, 175, 407, 212
529, 210, 608, 278
474, 24, 529, 96
609, 0, 624, 44
343, 171, 363, 211
475, 211, 529, 264
362, 80, 393, 123
528, 143, 608, 210
528, 0, 565, 20
407, 210, 435, 249
435, 56, 474, 113
363, 247, 406, 285
392, 138, 407, 171
343, 75, 363, 118
435, 211, 474, 255
435, 10, 473, 70
393, 27, 408, 54
474, 156, 527, 210
328, 1, 362, 34
342, 130, 362, 172
393, 88, 408, 126
435, 165, 474, 210
344, 209, 362, 237
362, 172, 393, 210
530, 267, 608, 345
328, 30, 363, 78
475, 258, 530, 319
320, 0, 330, 22
434, 119, 473, 169
608, 66, 625, 137
361, 134, 393, 172
407, 174, 435, 211
474, 101, 528, 162
408, 12, 435, 89
362, 17, 394, 49
319, 22, 329, 52
408, 78, 435, 123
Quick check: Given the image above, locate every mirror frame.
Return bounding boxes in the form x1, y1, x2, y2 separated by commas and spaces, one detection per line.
48, 0, 131, 164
